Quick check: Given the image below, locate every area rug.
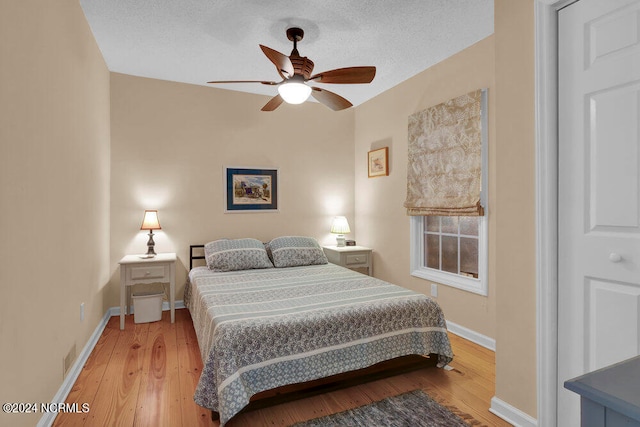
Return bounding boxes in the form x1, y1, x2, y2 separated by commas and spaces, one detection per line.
292, 389, 482, 427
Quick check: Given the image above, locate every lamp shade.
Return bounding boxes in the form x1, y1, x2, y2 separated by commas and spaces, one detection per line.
278, 81, 312, 104
140, 210, 161, 230
330, 216, 351, 234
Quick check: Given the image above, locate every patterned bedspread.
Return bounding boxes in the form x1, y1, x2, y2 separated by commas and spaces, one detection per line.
184, 263, 453, 426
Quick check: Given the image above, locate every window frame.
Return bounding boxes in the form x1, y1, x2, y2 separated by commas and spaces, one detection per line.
410, 214, 488, 295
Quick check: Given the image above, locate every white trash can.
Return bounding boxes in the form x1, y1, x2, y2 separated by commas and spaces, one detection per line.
132, 291, 163, 323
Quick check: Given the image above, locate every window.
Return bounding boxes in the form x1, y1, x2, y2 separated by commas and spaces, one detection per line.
406, 89, 488, 295
410, 215, 487, 295
425, 216, 479, 277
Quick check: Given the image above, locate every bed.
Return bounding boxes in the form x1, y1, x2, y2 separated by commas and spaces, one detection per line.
184, 236, 453, 425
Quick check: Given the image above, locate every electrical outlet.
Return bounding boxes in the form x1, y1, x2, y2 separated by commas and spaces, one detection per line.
80, 302, 85, 322
430, 283, 438, 297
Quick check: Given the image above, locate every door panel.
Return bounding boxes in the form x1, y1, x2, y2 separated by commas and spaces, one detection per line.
589, 84, 640, 230
587, 277, 640, 370
586, 1, 640, 68
559, 0, 640, 425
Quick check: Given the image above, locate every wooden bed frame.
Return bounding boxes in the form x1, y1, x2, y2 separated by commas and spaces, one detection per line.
188, 244, 440, 421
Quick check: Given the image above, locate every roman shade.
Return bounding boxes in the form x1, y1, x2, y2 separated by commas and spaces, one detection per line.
405, 89, 485, 216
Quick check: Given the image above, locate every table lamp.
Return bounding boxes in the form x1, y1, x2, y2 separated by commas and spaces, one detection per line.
140, 210, 161, 256
330, 216, 350, 247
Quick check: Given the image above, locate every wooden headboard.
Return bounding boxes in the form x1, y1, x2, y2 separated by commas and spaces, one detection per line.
189, 244, 205, 270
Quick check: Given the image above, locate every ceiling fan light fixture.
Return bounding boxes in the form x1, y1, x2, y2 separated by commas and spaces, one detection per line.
207, 27, 376, 111
278, 81, 312, 104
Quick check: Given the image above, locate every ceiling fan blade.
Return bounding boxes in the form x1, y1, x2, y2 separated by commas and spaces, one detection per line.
310, 87, 353, 111
207, 80, 278, 85
261, 94, 284, 111
309, 66, 376, 84
259, 45, 294, 79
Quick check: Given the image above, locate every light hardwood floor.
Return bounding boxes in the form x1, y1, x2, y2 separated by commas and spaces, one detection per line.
53, 309, 512, 426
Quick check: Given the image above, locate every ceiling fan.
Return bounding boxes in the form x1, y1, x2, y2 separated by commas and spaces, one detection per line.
207, 27, 376, 111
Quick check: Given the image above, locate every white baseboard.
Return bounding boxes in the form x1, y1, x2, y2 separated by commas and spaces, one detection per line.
445, 323, 537, 426
38, 301, 185, 426
37, 309, 112, 427
490, 397, 538, 427
163, 300, 185, 311
446, 320, 496, 352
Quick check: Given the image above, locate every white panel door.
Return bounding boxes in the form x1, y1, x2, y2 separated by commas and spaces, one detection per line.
559, 0, 640, 425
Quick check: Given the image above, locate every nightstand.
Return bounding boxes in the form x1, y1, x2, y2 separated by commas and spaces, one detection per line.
119, 253, 176, 330
323, 246, 373, 276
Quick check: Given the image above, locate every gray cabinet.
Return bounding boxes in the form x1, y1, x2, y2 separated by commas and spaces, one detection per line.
564, 355, 640, 427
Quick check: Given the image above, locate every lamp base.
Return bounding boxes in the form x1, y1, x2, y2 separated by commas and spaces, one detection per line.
146, 231, 157, 257
336, 235, 346, 247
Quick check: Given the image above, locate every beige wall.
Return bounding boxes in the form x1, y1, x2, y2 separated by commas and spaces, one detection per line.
494, 0, 537, 417
354, 36, 497, 341
108, 74, 355, 304
0, 1, 111, 426
353, 0, 537, 418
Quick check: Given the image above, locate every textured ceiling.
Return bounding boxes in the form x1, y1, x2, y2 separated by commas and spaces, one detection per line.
80, 0, 494, 108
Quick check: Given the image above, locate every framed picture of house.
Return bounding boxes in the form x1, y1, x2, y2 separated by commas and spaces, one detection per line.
368, 147, 389, 177
224, 167, 278, 212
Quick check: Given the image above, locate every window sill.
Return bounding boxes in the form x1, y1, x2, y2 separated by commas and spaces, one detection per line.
411, 266, 487, 296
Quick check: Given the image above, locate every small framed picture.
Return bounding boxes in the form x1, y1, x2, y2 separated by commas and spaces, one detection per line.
224, 167, 278, 212
368, 147, 389, 177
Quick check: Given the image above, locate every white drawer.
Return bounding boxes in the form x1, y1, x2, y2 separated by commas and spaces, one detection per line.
345, 253, 368, 265
130, 265, 167, 280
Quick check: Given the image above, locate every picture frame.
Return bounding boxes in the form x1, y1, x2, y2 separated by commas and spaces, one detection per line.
224, 167, 278, 212
368, 147, 389, 177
